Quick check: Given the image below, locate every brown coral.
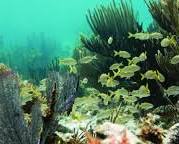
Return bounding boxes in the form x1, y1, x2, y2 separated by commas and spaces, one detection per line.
0, 63, 12, 77
139, 114, 164, 144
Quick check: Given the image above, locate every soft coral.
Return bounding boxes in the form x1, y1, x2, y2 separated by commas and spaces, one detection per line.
86, 132, 101, 144
119, 130, 130, 144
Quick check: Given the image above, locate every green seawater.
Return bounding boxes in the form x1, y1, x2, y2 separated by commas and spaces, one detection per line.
0, 0, 152, 79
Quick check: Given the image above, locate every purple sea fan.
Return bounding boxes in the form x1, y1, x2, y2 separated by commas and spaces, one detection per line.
0, 70, 31, 144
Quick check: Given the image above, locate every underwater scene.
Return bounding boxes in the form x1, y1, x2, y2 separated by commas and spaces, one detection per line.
0, 0, 179, 143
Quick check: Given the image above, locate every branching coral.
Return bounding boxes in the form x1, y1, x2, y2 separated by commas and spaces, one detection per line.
155, 47, 179, 82
145, 0, 179, 34
81, 0, 143, 57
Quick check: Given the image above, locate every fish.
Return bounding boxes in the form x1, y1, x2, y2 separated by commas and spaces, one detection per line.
123, 96, 138, 103
160, 37, 177, 47
106, 77, 119, 87
128, 32, 150, 40
79, 55, 97, 64
112, 88, 129, 97
86, 88, 100, 96
128, 32, 163, 40
119, 70, 135, 79
139, 52, 147, 61
108, 36, 113, 44
131, 85, 150, 98
160, 37, 171, 47
128, 57, 141, 65
149, 32, 163, 39
122, 64, 141, 73
141, 70, 158, 80
170, 55, 179, 64
156, 70, 165, 82
98, 73, 109, 86
109, 63, 123, 70
128, 52, 147, 65
81, 77, 88, 84
139, 102, 154, 110
99, 93, 111, 105
114, 50, 131, 59
69, 65, 77, 74
141, 70, 165, 82
165, 85, 179, 96
59, 58, 77, 66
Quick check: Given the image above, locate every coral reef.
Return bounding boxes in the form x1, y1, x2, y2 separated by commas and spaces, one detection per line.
1, 0, 179, 143
81, 0, 143, 57
145, 0, 179, 34
0, 64, 79, 144
165, 123, 179, 144
139, 113, 164, 144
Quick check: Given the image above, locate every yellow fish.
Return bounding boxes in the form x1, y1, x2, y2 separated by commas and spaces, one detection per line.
59, 58, 77, 66
79, 55, 97, 64
170, 55, 179, 65
128, 32, 163, 40
114, 50, 131, 59
69, 65, 77, 74
141, 70, 165, 82
128, 32, 150, 40
109, 63, 123, 70
161, 37, 177, 47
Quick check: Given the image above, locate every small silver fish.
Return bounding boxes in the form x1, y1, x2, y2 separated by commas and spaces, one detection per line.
108, 36, 113, 45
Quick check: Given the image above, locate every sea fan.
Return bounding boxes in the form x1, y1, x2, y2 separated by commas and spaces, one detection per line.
0, 69, 31, 144
40, 71, 79, 144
